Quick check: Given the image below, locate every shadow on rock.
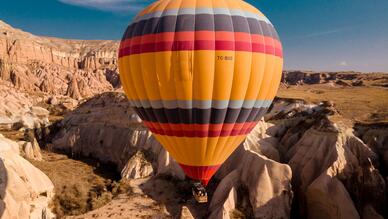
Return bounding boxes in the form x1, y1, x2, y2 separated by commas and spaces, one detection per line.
0, 159, 7, 218
139, 174, 209, 218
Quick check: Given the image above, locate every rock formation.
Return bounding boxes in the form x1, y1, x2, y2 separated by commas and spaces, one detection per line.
0, 20, 119, 99
210, 145, 292, 219
354, 122, 388, 175
0, 134, 54, 218
0, 82, 49, 130
180, 206, 195, 219
20, 140, 43, 161
121, 151, 153, 179
267, 98, 387, 219
282, 71, 388, 87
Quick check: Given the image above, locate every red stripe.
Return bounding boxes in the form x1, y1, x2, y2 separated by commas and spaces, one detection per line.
179, 163, 221, 185
119, 40, 282, 57
119, 31, 283, 58
144, 121, 258, 137
120, 31, 282, 48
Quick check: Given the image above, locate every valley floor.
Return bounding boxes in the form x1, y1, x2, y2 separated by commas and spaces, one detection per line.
278, 84, 388, 124
29, 150, 208, 218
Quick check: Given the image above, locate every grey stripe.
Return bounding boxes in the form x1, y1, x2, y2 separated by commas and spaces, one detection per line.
129, 99, 272, 109
134, 7, 272, 26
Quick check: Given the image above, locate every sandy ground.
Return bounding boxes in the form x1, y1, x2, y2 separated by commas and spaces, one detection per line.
67, 176, 211, 219
28, 150, 209, 219
278, 84, 388, 124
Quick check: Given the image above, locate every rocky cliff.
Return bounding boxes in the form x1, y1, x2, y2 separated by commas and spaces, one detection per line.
282, 71, 388, 87
267, 99, 387, 219
0, 20, 119, 99
0, 134, 55, 219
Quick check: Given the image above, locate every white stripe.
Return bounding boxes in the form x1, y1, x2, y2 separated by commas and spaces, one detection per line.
134, 7, 272, 26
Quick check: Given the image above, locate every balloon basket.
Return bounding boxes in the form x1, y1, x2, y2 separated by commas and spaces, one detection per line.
192, 181, 208, 203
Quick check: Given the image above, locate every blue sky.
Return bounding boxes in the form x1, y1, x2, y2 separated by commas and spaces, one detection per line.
0, 0, 387, 72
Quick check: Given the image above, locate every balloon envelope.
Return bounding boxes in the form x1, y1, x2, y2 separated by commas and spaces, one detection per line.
119, 0, 283, 185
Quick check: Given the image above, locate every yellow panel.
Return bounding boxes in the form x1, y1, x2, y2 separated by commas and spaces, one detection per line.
236, 0, 264, 16
215, 135, 246, 164
128, 54, 149, 100
121, 52, 282, 101
179, 0, 197, 8
136, 0, 265, 17
154, 134, 249, 166
256, 55, 280, 100
119, 57, 140, 100
209, 50, 235, 100
244, 53, 266, 100
118, 58, 131, 99
172, 51, 193, 100
154, 50, 176, 100
229, 51, 252, 100
267, 58, 284, 99
140, 53, 162, 100
137, 0, 165, 17
192, 50, 215, 100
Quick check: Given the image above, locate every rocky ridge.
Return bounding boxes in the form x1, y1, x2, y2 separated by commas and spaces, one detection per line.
282, 71, 388, 87
266, 99, 387, 219
0, 20, 119, 100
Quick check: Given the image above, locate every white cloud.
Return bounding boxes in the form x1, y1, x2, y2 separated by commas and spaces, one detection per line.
339, 61, 348, 66
58, 0, 150, 13
295, 26, 354, 39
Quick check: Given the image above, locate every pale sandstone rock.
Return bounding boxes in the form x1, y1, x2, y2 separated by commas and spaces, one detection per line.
66, 75, 82, 100
0, 134, 54, 219
284, 127, 386, 218
208, 183, 238, 219
306, 172, 360, 219
21, 139, 42, 161
244, 120, 280, 161
212, 142, 293, 218
269, 98, 387, 219
180, 206, 195, 219
0, 82, 50, 129
48, 96, 58, 105
121, 151, 153, 179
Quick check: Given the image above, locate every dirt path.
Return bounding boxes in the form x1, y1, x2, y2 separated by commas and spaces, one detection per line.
30, 150, 208, 219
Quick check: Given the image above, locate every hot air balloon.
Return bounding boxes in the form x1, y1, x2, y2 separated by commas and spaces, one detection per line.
118, 0, 283, 194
